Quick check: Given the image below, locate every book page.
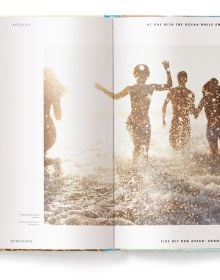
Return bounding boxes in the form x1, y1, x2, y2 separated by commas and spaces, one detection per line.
113, 16, 220, 250
0, 17, 113, 250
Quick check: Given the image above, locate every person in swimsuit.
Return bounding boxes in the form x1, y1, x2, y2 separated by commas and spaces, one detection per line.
162, 71, 197, 150
195, 78, 220, 160
95, 61, 172, 163
44, 67, 67, 176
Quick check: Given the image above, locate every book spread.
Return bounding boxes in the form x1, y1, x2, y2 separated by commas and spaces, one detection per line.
0, 16, 220, 250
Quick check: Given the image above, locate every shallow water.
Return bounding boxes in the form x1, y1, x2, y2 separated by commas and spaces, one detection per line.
115, 154, 220, 225
45, 143, 220, 226
44, 144, 114, 225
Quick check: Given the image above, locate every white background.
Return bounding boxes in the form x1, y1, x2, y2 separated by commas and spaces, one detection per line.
1, 1, 220, 280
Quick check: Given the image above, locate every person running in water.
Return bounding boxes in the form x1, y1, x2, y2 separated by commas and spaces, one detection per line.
95, 61, 172, 163
162, 71, 197, 150
195, 78, 220, 160
44, 67, 67, 176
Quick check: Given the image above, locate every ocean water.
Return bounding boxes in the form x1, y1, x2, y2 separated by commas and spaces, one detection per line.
44, 138, 220, 226
115, 153, 220, 225
44, 142, 114, 226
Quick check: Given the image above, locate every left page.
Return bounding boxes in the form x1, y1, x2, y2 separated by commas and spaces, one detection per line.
0, 17, 114, 250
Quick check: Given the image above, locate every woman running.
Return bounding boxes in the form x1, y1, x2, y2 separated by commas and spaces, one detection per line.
44, 67, 67, 176
95, 61, 172, 163
196, 78, 220, 160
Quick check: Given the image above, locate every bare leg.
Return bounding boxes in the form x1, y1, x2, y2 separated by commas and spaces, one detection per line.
142, 144, 149, 161
132, 145, 141, 164
53, 158, 62, 177
44, 154, 53, 167
44, 154, 62, 177
208, 139, 218, 160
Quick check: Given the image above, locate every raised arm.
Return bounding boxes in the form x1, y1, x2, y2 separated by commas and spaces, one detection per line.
95, 83, 130, 100
162, 92, 171, 127
151, 61, 172, 91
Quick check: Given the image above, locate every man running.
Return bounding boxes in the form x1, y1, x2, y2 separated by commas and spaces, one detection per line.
162, 71, 197, 150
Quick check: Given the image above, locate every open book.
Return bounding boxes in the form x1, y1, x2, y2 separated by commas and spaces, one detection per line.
1, 16, 220, 251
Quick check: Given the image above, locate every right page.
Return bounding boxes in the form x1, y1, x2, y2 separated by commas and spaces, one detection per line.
113, 16, 220, 250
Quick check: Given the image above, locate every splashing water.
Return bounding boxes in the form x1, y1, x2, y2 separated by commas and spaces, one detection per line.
44, 138, 220, 226
115, 152, 220, 225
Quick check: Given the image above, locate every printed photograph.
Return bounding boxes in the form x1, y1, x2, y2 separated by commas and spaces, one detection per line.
44, 44, 220, 226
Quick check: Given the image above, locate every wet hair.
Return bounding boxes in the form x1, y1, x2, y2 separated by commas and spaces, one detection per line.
202, 78, 219, 95
44, 67, 67, 98
211, 77, 219, 85
177, 71, 187, 82
133, 64, 150, 78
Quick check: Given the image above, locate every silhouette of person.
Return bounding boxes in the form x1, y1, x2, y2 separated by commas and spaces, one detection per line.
162, 71, 197, 150
44, 67, 67, 176
95, 61, 172, 163
196, 78, 220, 160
